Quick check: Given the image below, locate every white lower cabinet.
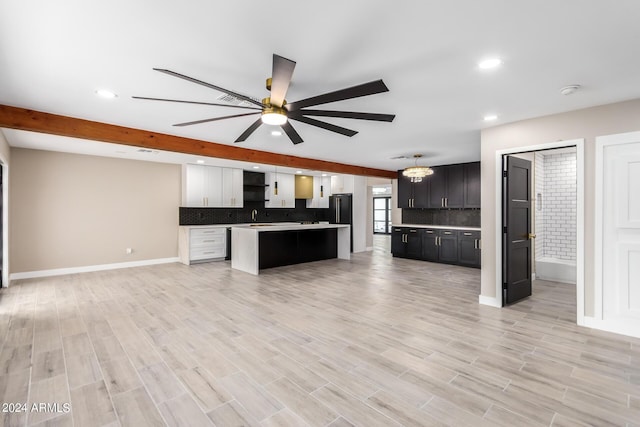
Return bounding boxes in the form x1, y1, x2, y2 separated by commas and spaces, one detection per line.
179, 227, 227, 264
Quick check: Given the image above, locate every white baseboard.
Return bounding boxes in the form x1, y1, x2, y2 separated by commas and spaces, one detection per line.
582, 316, 640, 339
366, 246, 373, 251
9, 257, 180, 281
478, 295, 502, 308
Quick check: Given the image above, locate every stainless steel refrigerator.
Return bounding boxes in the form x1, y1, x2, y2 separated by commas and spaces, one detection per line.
329, 193, 353, 252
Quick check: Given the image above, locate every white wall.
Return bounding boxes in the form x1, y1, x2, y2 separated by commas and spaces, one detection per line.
10, 148, 181, 275
0, 130, 10, 286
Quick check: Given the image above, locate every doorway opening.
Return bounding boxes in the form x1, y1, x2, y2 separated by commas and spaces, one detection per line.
503, 148, 578, 305
373, 196, 392, 234
495, 139, 585, 323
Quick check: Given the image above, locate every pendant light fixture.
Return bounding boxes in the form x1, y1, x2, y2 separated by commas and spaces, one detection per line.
402, 154, 433, 183
274, 166, 278, 196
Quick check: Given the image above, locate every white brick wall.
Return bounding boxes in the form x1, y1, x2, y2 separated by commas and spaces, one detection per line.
540, 152, 577, 261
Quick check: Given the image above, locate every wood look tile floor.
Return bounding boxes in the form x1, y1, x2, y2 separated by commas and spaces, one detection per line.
1, 235, 640, 426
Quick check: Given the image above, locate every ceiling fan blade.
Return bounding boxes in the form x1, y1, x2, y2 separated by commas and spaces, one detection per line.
153, 68, 263, 108
280, 122, 304, 145
290, 116, 358, 137
270, 54, 296, 108
235, 118, 264, 142
132, 96, 261, 110
286, 79, 389, 111
173, 112, 260, 127
293, 109, 395, 122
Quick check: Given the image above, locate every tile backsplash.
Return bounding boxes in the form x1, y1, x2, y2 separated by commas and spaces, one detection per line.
401, 209, 480, 227
180, 202, 330, 226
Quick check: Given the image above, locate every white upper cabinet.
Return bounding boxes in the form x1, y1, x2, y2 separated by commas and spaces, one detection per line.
330, 174, 354, 194
183, 164, 243, 207
222, 168, 244, 207
265, 172, 295, 208
307, 176, 332, 208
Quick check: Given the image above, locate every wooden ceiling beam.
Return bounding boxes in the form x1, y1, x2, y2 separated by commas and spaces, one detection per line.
0, 104, 396, 179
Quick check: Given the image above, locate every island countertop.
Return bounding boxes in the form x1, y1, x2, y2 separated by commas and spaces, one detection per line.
231, 223, 349, 232
231, 223, 350, 275
398, 224, 481, 231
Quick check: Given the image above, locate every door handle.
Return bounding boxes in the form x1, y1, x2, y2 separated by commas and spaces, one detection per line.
528, 233, 537, 239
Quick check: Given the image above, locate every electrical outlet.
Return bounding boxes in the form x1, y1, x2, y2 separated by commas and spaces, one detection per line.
125, 248, 132, 254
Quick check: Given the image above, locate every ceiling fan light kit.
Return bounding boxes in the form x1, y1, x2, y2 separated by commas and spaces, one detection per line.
402, 154, 433, 182
134, 54, 395, 145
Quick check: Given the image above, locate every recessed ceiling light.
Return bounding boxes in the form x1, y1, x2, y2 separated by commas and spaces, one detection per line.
253, 166, 260, 169
96, 89, 117, 98
560, 85, 581, 96
271, 130, 282, 136
196, 159, 205, 164
483, 114, 498, 122
296, 170, 303, 174
322, 174, 328, 177
478, 58, 502, 70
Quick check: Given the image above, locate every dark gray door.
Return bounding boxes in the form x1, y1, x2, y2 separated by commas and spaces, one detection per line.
503, 156, 533, 305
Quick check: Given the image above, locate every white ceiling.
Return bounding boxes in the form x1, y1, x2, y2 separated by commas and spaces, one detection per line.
2, 1, 640, 173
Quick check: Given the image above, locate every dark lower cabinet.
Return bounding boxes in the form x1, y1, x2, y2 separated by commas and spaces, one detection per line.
438, 230, 459, 263
391, 227, 423, 259
393, 228, 480, 268
458, 230, 481, 268
422, 230, 439, 261
259, 229, 337, 270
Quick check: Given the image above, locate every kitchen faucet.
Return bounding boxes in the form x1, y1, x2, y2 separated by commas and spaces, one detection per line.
251, 209, 258, 222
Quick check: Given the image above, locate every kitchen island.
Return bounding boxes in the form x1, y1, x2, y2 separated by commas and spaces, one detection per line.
231, 223, 350, 275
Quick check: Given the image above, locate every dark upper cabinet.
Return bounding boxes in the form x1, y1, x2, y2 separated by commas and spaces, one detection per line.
397, 173, 413, 208
397, 172, 429, 208
458, 230, 481, 267
427, 168, 447, 208
427, 164, 464, 208
464, 162, 481, 208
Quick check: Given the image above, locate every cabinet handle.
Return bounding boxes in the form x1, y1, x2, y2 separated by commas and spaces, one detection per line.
438, 236, 441, 246
478, 239, 481, 250
441, 198, 444, 208
474, 239, 477, 249
426, 230, 433, 234
443, 231, 452, 235
410, 229, 417, 233
202, 239, 218, 243
464, 232, 472, 236
203, 251, 217, 255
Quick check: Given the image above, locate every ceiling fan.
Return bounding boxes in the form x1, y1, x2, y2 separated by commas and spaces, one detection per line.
133, 54, 395, 145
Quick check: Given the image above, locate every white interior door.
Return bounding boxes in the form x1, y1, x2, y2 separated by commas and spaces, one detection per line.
601, 135, 640, 336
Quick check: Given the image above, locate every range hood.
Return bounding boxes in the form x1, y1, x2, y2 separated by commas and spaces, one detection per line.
294, 175, 314, 199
